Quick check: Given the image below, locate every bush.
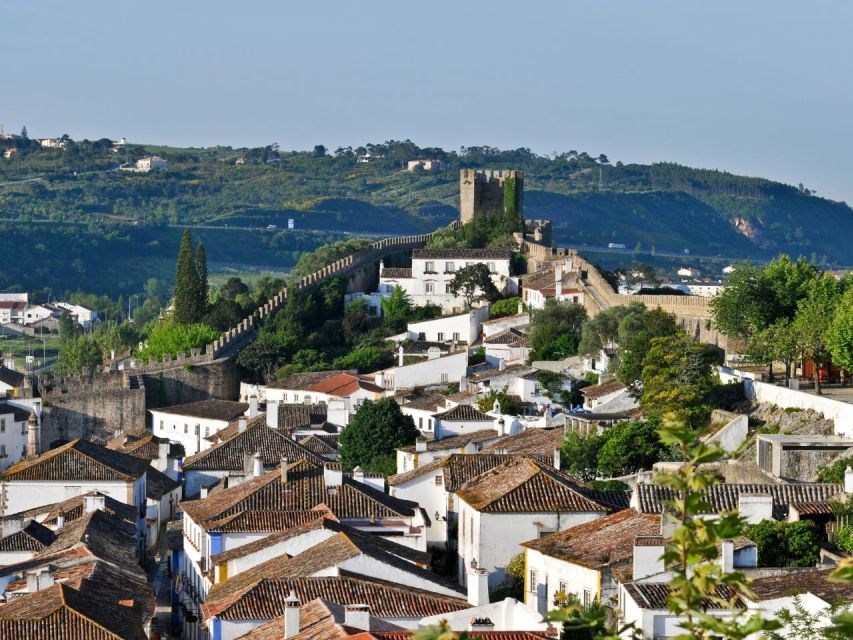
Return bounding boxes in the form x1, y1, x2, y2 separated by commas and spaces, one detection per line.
339, 398, 418, 473
817, 457, 853, 483
745, 520, 820, 567
135, 322, 218, 360
490, 297, 524, 318
836, 525, 853, 554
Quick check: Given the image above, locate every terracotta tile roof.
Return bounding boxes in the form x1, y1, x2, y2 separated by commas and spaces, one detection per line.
306, 373, 384, 397
482, 312, 528, 325
482, 428, 563, 457
381, 267, 412, 279
145, 465, 180, 500
400, 395, 448, 412
278, 403, 330, 430
298, 434, 340, 456
5, 491, 137, 528
105, 432, 174, 461
206, 509, 328, 535
522, 509, 660, 570
634, 483, 844, 518
434, 405, 494, 422
365, 633, 550, 640
580, 381, 626, 400
0, 439, 147, 482
483, 328, 529, 347
38, 510, 139, 571
471, 365, 535, 382
151, 398, 249, 421
203, 574, 469, 622
456, 458, 610, 514
0, 519, 56, 552
389, 453, 551, 489
623, 582, 743, 611
0, 562, 154, 640
269, 371, 350, 391
749, 568, 853, 602
0, 365, 24, 387
180, 460, 420, 525
233, 598, 402, 640
412, 249, 511, 260
183, 420, 324, 471
397, 429, 498, 454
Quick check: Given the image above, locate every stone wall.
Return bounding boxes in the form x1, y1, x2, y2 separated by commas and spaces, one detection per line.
459, 169, 523, 224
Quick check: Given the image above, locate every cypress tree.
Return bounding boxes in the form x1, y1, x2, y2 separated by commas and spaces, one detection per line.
196, 242, 209, 316
174, 229, 200, 324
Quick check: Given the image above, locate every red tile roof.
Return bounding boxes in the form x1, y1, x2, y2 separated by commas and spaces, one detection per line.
306, 373, 383, 397
0, 439, 146, 482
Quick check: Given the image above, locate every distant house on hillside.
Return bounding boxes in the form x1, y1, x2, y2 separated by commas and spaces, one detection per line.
122, 155, 167, 172
406, 159, 444, 172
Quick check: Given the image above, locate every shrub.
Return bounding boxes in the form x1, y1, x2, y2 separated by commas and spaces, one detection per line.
135, 322, 218, 360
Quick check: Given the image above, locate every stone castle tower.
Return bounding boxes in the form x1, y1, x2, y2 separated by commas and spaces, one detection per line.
459, 169, 524, 224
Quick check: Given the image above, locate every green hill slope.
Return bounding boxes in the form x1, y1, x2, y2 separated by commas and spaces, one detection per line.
0, 138, 849, 295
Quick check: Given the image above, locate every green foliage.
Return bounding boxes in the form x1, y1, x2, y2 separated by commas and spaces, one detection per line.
237, 334, 289, 383
58, 312, 77, 343
639, 332, 720, 428
528, 299, 587, 361
173, 229, 202, 324
588, 479, 630, 491
332, 345, 394, 373
828, 288, 853, 375
616, 306, 679, 390
381, 286, 413, 333
549, 593, 612, 640
489, 296, 524, 318
836, 526, 853, 554
476, 386, 518, 415
290, 237, 371, 279
339, 398, 419, 473
744, 520, 821, 567
596, 419, 672, 477
792, 273, 843, 393
196, 242, 209, 306
767, 596, 850, 640
448, 263, 500, 309
817, 457, 852, 483
135, 321, 218, 360
560, 431, 606, 481
55, 334, 103, 374
491, 552, 525, 601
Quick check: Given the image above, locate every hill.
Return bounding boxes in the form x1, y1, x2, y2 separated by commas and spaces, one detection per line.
0, 137, 850, 296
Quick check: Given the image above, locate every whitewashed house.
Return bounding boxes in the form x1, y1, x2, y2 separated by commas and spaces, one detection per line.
521, 261, 584, 310
432, 404, 496, 439
580, 381, 628, 411
482, 311, 529, 337
398, 395, 449, 437
405, 308, 490, 345
0, 518, 56, 565
379, 249, 513, 312
21, 303, 61, 326
381, 350, 468, 391
149, 399, 250, 457
455, 457, 624, 590
394, 429, 500, 474
54, 302, 97, 329
0, 301, 26, 325
0, 403, 29, 471
0, 367, 26, 398
265, 371, 384, 408
483, 328, 531, 365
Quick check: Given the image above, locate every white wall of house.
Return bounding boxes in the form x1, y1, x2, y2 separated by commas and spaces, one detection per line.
220, 528, 337, 581
184, 469, 230, 498
383, 351, 468, 391
435, 417, 495, 439
1, 476, 144, 516
0, 548, 37, 565
524, 548, 602, 616
457, 502, 602, 591
0, 411, 27, 472
335, 554, 461, 596
407, 309, 489, 345
22, 305, 56, 326
400, 406, 440, 438
482, 313, 529, 337
150, 410, 232, 457
390, 473, 450, 546
264, 385, 380, 408
484, 342, 530, 366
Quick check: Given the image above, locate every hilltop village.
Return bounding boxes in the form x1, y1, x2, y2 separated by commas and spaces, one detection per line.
0, 169, 852, 639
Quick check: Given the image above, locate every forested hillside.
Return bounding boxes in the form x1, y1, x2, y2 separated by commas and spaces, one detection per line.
1, 136, 850, 296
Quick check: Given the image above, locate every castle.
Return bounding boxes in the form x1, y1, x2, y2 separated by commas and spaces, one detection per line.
459, 169, 524, 224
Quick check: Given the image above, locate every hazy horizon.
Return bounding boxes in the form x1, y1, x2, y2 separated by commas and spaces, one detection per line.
4, 1, 853, 202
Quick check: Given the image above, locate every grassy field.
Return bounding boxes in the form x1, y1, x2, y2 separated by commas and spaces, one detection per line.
0, 333, 61, 372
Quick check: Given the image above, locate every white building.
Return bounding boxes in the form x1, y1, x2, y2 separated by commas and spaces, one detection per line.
54, 302, 98, 329
394, 429, 500, 474
685, 282, 726, 297
0, 300, 26, 324
483, 328, 531, 365
432, 404, 496, 439
379, 249, 513, 312
455, 457, 622, 590
0, 366, 26, 398
0, 403, 30, 472
150, 399, 250, 457
405, 308, 490, 345
581, 381, 628, 411
265, 371, 384, 408
381, 350, 468, 392
482, 311, 529, 337
677, 267, 701, 278
134, 155, 168, 172
521, 261, 584, 310
0, 518, 56, 565
406, 159, 444, 172
22, 303, 61, 326
0, 294, 28, 303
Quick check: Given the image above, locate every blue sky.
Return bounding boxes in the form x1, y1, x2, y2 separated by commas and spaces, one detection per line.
3, 1, 853, 202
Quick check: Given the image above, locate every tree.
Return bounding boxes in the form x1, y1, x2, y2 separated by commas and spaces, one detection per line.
312, 144, 327, 157
828, 288, 853, 376
491, 552, 525, 601
528, 299, 587, 361
339, 398, 419, 473
332, 345, 394, 373
476, 386, 519, 415
237, 334, 289, 383
56, 335, 103, 374
173, 229, 202, 324
448, 263, 500, 309
748, 318, 801, 384
596, 419, 671, 477
577, 303, 641, 359
793, 273, 842, 394
817, 456, 853, 483
135, 322, 218, 360
381, 286, 413, 333
744, 520, 820, 567
58, 311, 77, 344
560, 431, 606, 481
20, 126, 27, 139
196, 241, 209, 313
220, 276, 249, 301
639, 333, 719, 428
490, 297, 524, 318
767, 596, 850, 640
616, 306, 679, 391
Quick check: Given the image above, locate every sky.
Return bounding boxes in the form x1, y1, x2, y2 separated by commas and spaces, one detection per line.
3, 1, 853, 202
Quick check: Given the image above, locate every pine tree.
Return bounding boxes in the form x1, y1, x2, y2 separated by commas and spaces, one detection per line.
196, 241, 209, 316
174, 229, 200, 324
20, 126, 28, 139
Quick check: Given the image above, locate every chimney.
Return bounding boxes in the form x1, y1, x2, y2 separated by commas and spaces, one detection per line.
720, 539, 734, 573
2, 517, 23, 537
25, 410, 39, 458
84, 495, 105, 514
158, 438, 170, 464
496, 417, 506, 437
459, 376, 468, 393
498, 358, 506, 371
517, 300, 524, 315
252, 451, 264, 477
738, 494, 773, 525
284, 590, 301, 639
56, 511, 66, 529
468, 618, 495, 633
281, 457, 289, 484
353, 466, 365, 484
415, 437, 427, 453
632, 536, 666, 580
237, 418, 248, 434
324, 463, 343, 488
374, 371, 385, 389
199, 485, 209, 499
35, 568, 54, 591
398, 345, 405, 367
555, 263, 563, 298
553, 447, 561, 469
467, 565, 489, 606
344, 604, 370, 631
26, 572, 39, 593
249, 395, 259, 418
266, 399, 280, 429
660, 513, 679, 539
846, 466, 853, 494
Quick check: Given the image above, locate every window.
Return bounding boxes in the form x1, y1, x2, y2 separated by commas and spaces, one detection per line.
558, 581, 568, 594
425, 283, 434, 294
434, 474, 443, 486
0, 444, 6, 457
194, 424, 200, 435
159, 420, 164, 431
427, 419, 433, 431
445, 261, 455, 273
184, 424, 188, 434
573, 296, 579, 304
452, 332, 460, 341
425, 261, 435, 273
583, 589, 591, 608
205, 426, 210, 437
0, 418, 4, 433
436, 332, 444, 341
529, 570, 538, 592
440, 373, 449, 383
487, 261, 496, 273
418, 417, 423, 429
282, 393, 288, 402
